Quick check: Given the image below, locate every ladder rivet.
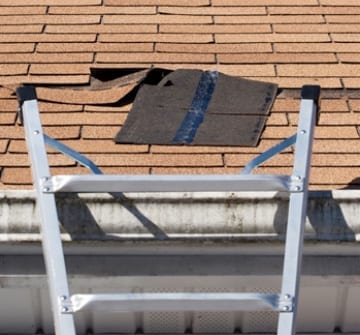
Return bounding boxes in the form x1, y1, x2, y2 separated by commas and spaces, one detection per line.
282, 306, 289, 312
33, 130, 40, 135
295, 175, 302, 180
300, 130, 306, 135
60, 295, 67, 301
61, 307, 69, 313
285, 294, 291, 300
43, 187, 50, 192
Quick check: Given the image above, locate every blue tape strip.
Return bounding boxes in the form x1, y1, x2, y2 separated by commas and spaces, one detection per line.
172, 70, 218, 144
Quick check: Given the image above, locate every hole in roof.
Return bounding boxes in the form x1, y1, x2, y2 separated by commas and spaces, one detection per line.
90, 67, 172, 85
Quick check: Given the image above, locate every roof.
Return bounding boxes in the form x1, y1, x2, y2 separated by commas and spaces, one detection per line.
0, 0, 359, 190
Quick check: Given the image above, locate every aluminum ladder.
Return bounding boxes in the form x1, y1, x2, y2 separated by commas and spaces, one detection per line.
16, 84, 320, 335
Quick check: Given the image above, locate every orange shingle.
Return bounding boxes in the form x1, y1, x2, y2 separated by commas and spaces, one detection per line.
273, 24, 329, 33
152, 167, 240, 175
273, 99, 349, 113
217, 53, 337, 64
45, 24, 158, 34
313, 139, 360, 153
263, 77, 342, 89
0, 34, 97, 43
0, 6, 47, 14
338, 53, 360, 62
320, 0, 360, 4
0, 15, 101, 25
277, 64, 360, 77
160, 24, 272, 34
0, 64, 28, 75
314, 126, 360, 139
38, 102, 83, 113
159, 6, 266, 15
0, 153, 74, 167
4, 75, 91, 85
0, 140, 8, 154
342, 78, 360, 89
0, 113, 16, 125
290, 113, 360, 126
215, 15, 324, 24
49, 6, 156, 14
310, 167, 360, 185
104, 14, 212, 24
40, 113, 127, 126
326, 15, 360, 23
349, 100, 360, 112
213, 0, 318, 5
38, 42, 154, 53
156, 43, 272, 54
216, 33, 330, 43
104, 0, 210, 5
216, 64, 276, 77
98, 34, 213, 43
30, 64, 91, 75
151, 146, 244, 154
275, 42, 360, 53
225, 152, 293, 167
85, 153, 223, 167
95, 52, 216, 64
269, 6, 360, 15
1, 167, 32, 185
0, 53, 94, 64
82, 126, 123, 139
8, 139, 148, 154
0, 0, 101, 5
0, 25, 44, 33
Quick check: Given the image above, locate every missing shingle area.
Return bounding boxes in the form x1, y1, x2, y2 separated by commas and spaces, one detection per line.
279, 88, 360, 100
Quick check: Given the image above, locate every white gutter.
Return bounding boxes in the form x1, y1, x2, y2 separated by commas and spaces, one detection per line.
1, 190, 359, 243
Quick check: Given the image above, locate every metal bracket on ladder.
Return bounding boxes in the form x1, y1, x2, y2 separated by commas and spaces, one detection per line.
16, 84, 320, 335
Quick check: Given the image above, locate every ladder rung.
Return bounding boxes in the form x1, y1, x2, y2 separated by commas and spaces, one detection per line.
42, 174, 302, 193
60, 292, 293, 314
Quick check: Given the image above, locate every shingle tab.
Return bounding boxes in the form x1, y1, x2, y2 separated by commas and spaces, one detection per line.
95, 52, 216, 64
0, 0, 101, 4
104, 0, 210, 5
217, 33, 331, 43
160, 24, 272, 34
213, 0, 317, 5
215, 15, 325, 24
104, 14, 213, 24
0, 15, 101, 25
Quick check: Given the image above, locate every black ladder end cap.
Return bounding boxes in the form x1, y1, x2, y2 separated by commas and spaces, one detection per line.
16, 85, 37, 102
301, 85, 320, 103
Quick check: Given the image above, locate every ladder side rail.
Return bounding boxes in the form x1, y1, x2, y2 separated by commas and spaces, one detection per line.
277, 86, 320, 335
17, 87, 76, 335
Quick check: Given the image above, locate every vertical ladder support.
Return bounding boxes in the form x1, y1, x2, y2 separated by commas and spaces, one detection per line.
277, 86, 320, 335
16, 87, 77, 335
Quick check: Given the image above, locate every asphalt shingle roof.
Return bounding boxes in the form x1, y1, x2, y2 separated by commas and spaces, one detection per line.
0, 0, 359, 189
